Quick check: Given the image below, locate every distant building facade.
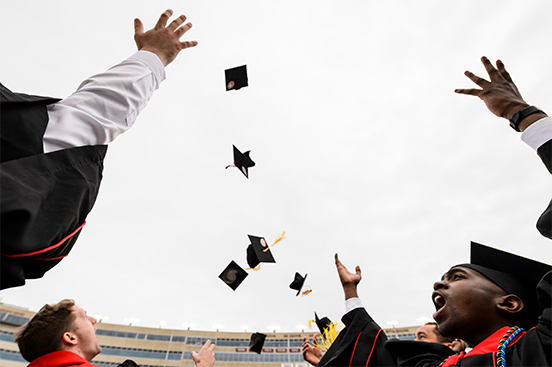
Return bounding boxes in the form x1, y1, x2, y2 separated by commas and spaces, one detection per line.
0, 303, 417, 367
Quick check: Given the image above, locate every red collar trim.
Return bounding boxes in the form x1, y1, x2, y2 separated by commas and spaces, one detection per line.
28, 351, 89, 367
466, 326, 525, 357
442, 327, 525, 367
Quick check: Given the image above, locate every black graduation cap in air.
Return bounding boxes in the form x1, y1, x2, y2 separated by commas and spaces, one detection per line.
249, 332, 266, 354
452, 241, 551, 328
226, 145, 255, 179
289, 272, 308, 296
246, 235, 276, 269
225, 65, 248, 91
219, 260, 249, 291
314, 312, 332, 334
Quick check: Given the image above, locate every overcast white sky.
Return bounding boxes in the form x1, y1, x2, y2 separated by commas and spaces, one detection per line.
1, 1, 552, 334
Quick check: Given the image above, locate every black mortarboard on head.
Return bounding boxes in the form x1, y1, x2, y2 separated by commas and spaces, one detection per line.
246, 235, 276, 269
249, 332, 266, 354
219, 260, 249, 290
289, 272, 308, 296
452, 241, 551, 327
315, 312, 332, 334
226, 145, 255, 179
225, 65, 248, 91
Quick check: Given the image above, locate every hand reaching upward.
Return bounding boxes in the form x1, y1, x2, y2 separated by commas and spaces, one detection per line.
335, 253, 361, 300
134, 9, 198, 67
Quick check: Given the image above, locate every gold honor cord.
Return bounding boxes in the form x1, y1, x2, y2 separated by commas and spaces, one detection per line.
313, 322, 343, 352
263, 231, 287, 252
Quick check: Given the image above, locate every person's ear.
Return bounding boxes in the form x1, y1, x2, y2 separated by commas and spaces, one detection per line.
62, 331, 78, 347
496, 294, 524, 314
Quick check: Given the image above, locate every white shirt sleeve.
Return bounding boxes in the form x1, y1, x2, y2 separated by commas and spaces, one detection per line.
43, 50, 166, 153
345, 297, 363, 313
521, 116, 552, 151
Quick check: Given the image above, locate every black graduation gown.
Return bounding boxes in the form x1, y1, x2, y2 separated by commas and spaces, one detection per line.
316, 307, 394, 367
0, 83, 107, 290
536, 138, 552, 239
318, 272, 552, 367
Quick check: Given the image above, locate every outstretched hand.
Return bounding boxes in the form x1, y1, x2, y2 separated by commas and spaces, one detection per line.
335, 253, 361, 300
192, 340, 215, 367
134, 9, 198, 67
302, 337, 323, 365
454, 57, 528, 120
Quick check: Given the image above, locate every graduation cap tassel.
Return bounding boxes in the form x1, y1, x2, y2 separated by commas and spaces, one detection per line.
308, 320, 314, 329
313, 322, 343, 352
225, 164, 236, 169
302, 287, 312, 296
262, 231, 286, 252
245, 265, 261, 271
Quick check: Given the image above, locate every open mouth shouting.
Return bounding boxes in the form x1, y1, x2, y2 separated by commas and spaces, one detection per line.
432, 291, 446, 320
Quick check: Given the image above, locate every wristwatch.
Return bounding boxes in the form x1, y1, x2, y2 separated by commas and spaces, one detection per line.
509, 106, 545, 132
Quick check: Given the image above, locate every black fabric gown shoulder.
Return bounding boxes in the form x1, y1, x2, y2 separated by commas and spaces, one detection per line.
0, 83, 107, 289
536, 138, 552, 239
317, 307, 394, 367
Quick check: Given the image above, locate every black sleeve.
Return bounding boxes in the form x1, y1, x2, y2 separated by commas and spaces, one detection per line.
535, 271, 551, 351
385, 340, 454, 367
536, 139, 552, 239
318, 308, 395, 367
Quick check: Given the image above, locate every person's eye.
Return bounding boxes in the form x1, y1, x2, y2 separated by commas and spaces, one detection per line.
452, 274, 464, 280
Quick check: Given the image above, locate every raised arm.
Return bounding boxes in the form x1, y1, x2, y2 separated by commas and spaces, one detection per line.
456, 57, 552, 240
335, 253, 361, 300
43, 10, 198, 153
454, 56, 547, 132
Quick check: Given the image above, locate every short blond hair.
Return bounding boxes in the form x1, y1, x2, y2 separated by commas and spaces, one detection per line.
14, 299, 76, 362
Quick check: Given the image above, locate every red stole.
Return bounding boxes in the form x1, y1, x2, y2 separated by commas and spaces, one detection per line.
442, 326, 525, 367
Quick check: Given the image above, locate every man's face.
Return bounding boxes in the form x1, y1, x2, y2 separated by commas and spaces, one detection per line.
431, 266, 506, 345
415, 324, 440, 343
71, 306, 101, 360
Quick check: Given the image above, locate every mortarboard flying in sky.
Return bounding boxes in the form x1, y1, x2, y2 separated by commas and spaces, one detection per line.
225, 65, 248, 91
289, 272, 308, 296
246, 235, 276, 270
249, 332, 266, 354
219, 260, 249, 291
226, 145, 255, 179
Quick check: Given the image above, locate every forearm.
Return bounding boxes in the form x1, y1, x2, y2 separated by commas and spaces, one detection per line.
43, 50, 165, 153
343, 283, 359, 301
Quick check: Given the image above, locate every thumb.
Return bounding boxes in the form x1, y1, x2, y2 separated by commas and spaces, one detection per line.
134, 18, 144, 36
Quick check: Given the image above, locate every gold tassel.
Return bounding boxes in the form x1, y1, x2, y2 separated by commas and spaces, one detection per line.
245, 265, 261, 271
263, 231, 286, 252
313, 322, 343, 352
302, 287, 312, 296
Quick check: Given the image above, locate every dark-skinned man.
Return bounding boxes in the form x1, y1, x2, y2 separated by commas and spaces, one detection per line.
301, 57, 552, 367
309, 249, 550, 367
